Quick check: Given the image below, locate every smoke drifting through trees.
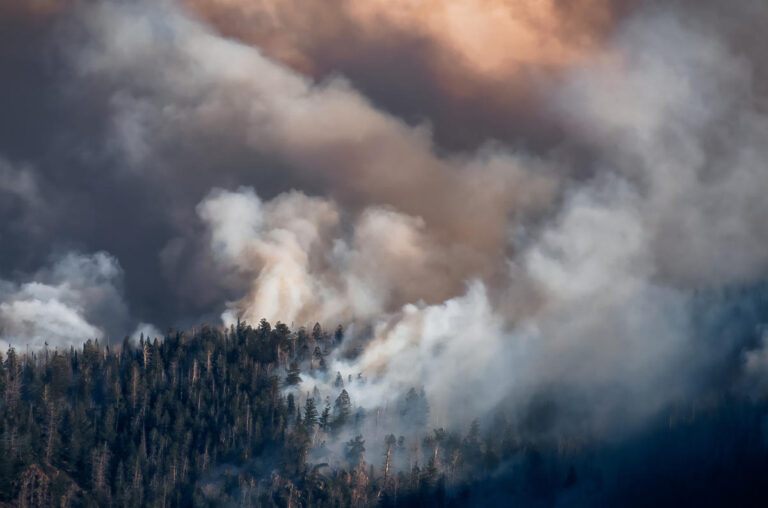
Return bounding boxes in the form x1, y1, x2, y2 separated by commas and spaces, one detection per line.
2, 0, 768, 476
3, 318, 768, 506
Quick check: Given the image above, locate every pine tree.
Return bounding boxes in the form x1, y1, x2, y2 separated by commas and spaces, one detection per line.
345, 435, 366, 466
304, 397, 318, 429
312, 323, 323, 343
320, 400, 331, 430
333, 389, 352, 429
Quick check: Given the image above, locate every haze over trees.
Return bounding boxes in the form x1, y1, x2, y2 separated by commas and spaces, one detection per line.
1, 320, 767, 507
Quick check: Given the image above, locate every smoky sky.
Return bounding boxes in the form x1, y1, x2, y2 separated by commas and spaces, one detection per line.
2, 0, 768, 437
0, 0, 628, 327
184, 0, 640, 151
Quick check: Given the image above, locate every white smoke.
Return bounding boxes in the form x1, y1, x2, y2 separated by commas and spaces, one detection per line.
557, 10, 768, 288
0, 252, 130, 351
197, 187, 453, 327
194, 179, 692, 436
288, 179, 694, 436
131, 322, 163, 343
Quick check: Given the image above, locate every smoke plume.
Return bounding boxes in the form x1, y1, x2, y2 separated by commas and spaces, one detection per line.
2, 0, 768, 441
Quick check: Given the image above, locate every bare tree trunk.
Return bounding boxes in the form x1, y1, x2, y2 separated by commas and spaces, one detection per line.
45, 403, 58, 463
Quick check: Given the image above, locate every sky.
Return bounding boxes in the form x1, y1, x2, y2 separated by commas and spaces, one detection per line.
2, 0, 768, 436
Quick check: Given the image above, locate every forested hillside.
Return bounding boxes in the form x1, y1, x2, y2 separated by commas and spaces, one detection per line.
0, 321, 484, 506
1, 321, 768, 507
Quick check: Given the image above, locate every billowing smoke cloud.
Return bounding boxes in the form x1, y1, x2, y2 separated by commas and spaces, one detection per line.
70, 0, 555, 313
557, 9, 768, 288
184, 0, 638, 148
197, 187, 488, 327
0, 251, 130, 351
3, 0, 768, 443
178, 0, 768, 438
277, 178, 695, 437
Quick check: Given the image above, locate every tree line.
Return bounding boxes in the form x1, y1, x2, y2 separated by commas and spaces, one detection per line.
2, 319, 768, 507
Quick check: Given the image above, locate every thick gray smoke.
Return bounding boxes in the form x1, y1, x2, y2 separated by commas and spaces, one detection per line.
2, 0, 768, 440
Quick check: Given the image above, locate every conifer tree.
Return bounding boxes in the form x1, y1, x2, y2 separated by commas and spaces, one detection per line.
345, 435, 366, 466
304, 397, 318, 429
320, 400, 331, 430
333, 389, 352, 429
